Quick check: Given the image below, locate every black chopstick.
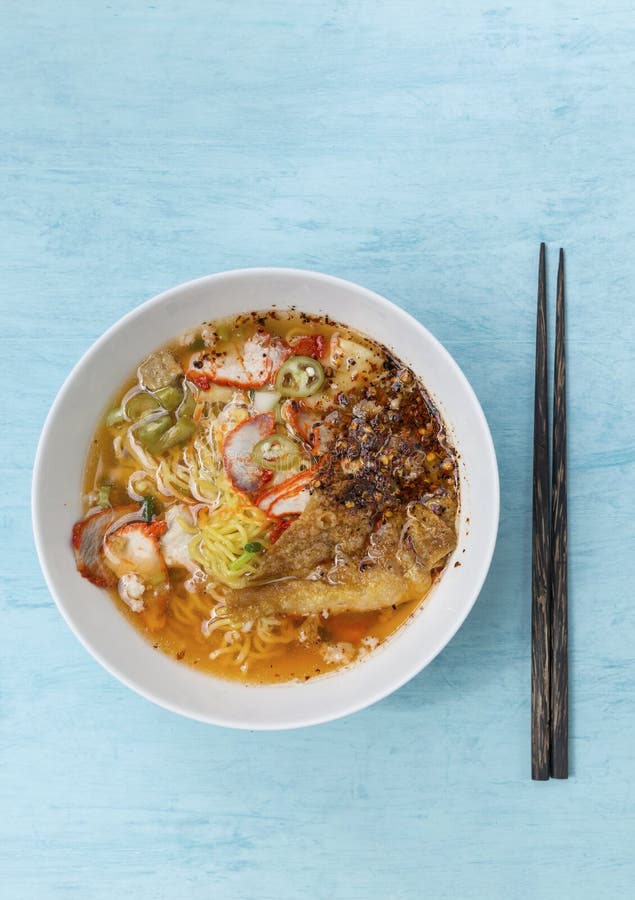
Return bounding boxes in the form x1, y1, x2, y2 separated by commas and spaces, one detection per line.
550, 249, 568, 778
531, 242, 551, 781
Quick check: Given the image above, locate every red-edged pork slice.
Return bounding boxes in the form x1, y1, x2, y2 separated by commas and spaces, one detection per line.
72, 505, 138, 587
281, 400, 318, 442
281, 400, 333, 455
311, 422, 334, 454
187, 332, 291, 389
288, 334, 327, 359
222, 413, 275, 493
266, 336, 292, 376
267, 487, 311, 517
256, 466, 317, 518
104, 521, 170, 632
104, 521, 169, 587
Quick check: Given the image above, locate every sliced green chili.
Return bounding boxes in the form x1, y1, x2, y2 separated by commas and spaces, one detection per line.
275, 356, 325, 398
252, 434, 299, 471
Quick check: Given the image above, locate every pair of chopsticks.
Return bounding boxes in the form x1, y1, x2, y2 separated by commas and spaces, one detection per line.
531, 244, 568, 780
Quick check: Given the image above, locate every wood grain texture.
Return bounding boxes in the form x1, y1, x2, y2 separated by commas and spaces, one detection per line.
531, 243, 550, 780
2, 1, 635, 898
550, 249, 568, 778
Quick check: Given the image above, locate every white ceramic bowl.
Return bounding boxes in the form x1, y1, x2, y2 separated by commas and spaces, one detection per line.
32, 269, 499, 729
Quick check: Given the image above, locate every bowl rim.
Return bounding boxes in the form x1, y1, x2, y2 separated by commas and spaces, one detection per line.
32, 267, 499, 729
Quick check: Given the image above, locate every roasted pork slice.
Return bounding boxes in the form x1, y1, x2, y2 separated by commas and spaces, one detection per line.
72, 505, 138, 587
104, 521, 170, 632
104, 521, 168, 582
187, 332, 289, 389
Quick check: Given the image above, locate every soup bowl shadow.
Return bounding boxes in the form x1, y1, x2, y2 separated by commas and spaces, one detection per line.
32, 268, 499, 730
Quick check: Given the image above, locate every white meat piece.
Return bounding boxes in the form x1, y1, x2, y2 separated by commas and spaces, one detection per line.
104, 523, 168, 587
118, 573, 146, 612
160, 505, 198, 571
252, 390, 281, 414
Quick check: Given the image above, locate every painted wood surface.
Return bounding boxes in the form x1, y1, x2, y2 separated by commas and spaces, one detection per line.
2, 2, 634, 897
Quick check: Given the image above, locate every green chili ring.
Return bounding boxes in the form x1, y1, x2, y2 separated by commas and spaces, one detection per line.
252, 434, 299, 471
275, 356, 325, 398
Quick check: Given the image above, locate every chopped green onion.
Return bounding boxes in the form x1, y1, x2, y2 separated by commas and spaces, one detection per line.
105, 407, 125, 428
154, 384, 183, 412
244, 541, 263, 553
252, 434, 299, 471
230, 541, 264, 571
275, 356, 325, 398
188, 337, 205, 351
140, 495, 156, 522
97, 483, 112, 508
157, 418, 196, 451
177, 386, 196, 420
135, 414, 172, 452
126, 392, 161, 420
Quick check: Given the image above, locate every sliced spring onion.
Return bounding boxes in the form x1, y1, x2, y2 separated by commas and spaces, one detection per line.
154, 384, 183, 412
275, 356, 325, 398
135, 414, 172, 452
126, 392, 161, 420
177, 386, 196, 419
188, 337, 205, 352
252, 434, 299, 471
244, 541, 263, 552
105, 407, 125, 428
157, 418, 196, 451
97, 483, 112, 508
140, 495, 156, 522
230, 541, 264, 571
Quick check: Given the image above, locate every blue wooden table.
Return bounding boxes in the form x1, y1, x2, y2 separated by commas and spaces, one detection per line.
3, 2, 634, 897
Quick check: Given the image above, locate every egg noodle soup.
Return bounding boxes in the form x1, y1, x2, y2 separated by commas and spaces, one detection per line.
72, 311, 459, 683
